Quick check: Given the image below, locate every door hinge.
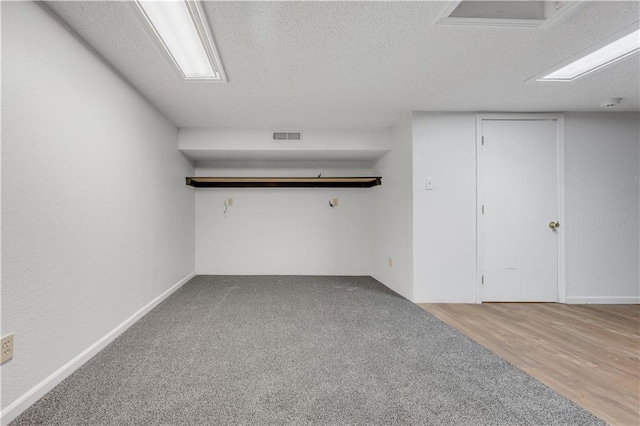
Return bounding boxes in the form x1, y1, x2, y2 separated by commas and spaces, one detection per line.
482, 205, 485, 215
481, 136, 484, 146
481, 275, 485, 285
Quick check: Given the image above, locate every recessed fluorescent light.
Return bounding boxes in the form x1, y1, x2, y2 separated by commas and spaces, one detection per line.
133, 1, 226, 81
538, 29, 639, 82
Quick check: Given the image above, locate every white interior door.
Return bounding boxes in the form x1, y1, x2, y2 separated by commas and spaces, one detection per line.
479, 118, 561, 302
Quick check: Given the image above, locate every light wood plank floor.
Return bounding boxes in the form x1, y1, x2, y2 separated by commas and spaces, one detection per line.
419, 303, 639, 426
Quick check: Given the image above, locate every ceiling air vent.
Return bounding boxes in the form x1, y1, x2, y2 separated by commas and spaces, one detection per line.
273, 132, 302, 141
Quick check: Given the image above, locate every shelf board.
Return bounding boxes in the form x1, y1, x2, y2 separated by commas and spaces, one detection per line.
186, 176, 382, 188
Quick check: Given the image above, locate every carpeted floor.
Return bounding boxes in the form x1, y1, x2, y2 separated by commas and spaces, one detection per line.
12, 276, 602, 425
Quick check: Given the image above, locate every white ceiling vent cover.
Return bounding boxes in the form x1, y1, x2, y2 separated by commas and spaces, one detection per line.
273, 132, 302, 141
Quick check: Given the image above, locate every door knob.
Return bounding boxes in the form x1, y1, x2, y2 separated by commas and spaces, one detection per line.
548, 221, 560, 229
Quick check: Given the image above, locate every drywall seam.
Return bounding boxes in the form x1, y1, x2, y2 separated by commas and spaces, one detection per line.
0, 272, 195, 426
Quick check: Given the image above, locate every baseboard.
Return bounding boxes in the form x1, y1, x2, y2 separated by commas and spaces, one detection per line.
0, 272, 195, 426
566, 296, 640, 304
194, 272, 373, 277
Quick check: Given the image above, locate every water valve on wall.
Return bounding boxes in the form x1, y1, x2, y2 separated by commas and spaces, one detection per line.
223, 198, 233, 216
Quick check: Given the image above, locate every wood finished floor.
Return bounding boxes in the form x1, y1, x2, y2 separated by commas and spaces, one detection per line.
419, 303, 639, 426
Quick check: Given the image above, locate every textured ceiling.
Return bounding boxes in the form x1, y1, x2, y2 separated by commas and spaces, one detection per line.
45, 1, 639, 128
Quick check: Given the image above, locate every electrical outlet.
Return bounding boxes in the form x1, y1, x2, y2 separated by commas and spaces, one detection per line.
332, 198, 338, 207
388, 257, 393, 268
1, 333, 14, 364
227, 198, 233, 207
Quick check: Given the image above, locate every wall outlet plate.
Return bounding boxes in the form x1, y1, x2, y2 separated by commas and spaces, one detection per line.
1, 333, 14, 364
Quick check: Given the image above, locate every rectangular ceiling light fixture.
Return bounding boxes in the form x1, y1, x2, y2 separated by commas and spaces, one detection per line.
133, 0, 226, 81
538, 29, 639, 82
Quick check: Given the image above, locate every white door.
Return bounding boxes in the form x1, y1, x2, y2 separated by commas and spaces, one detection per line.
479, 118, 561, 302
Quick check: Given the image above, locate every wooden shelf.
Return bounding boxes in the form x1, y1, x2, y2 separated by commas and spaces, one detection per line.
186, 176, 382, 188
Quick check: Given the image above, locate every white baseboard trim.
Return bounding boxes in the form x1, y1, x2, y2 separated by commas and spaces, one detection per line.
0, 272, 195, 426
566, 296, 640, 304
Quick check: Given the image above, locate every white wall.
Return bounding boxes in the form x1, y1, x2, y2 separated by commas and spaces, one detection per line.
564, 113, 639, 303
195, 164, 374, 275
371, 114, 414, 300
412, 113, 476, 303
411, 112, 640, 303
1, 2, 195, 419
181, 128, 391, 150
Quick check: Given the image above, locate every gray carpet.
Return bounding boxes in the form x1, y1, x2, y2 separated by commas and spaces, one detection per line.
12, 276, 602, 425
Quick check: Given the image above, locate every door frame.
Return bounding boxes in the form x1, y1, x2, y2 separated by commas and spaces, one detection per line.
475, 113, 566, 304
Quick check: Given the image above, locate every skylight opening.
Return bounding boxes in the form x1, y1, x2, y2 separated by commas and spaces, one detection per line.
538, 29, 640, 82
133, 0, 226, 81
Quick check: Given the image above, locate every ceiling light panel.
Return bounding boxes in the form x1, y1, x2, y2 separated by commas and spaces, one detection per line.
450, 1, 545, 21
133, 1, 226, 81
539, 29, 640, 82
434, 1, 585, 29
